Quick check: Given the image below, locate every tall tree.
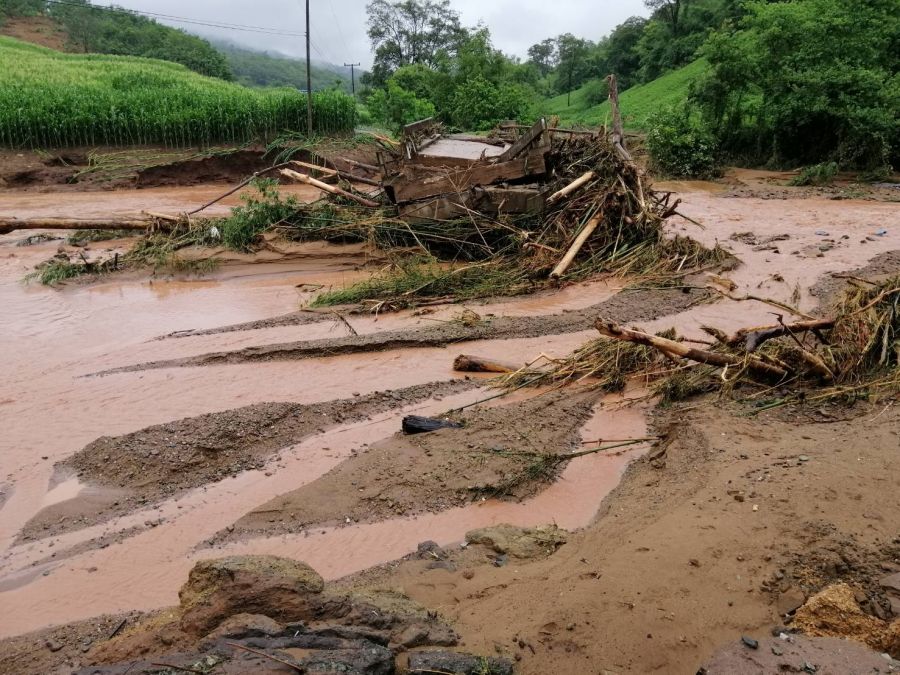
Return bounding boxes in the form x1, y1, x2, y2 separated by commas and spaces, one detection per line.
527, 38, 558, 76
644, 0, 689, 37
366, 0, 468, 85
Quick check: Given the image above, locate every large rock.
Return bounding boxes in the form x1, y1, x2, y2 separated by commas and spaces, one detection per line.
179, 555, 324, 636
408, 650, 514, 675
465, 524, 567, 559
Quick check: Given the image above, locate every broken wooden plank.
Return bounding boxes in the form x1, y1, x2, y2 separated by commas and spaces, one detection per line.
385, 151, 547, 204
498, 117, 547, 162
399, 186, 546, 222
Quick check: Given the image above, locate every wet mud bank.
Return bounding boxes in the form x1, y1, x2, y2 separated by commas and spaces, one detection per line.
20, 380, 479, 542
210, 392, 600, 545
93, 285, 712, 376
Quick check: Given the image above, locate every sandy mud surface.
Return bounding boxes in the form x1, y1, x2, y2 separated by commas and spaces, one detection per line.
0, 175, 898, 674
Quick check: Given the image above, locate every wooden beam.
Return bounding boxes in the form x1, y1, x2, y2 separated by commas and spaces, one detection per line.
498, 117, 547, 162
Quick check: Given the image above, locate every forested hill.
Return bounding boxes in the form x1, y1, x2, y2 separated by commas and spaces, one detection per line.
213, 41, 352, 93
0, 0, 230, 78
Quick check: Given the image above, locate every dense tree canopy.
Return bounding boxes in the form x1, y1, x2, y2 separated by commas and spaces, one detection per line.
366, 0, 467, 85
692, 0, 900, 169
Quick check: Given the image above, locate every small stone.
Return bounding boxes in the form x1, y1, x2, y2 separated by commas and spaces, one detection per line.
741, 636, 759, 650
45, 638, 63, 652
798, 455, 809, 462
772, 646, 783, 656
689, 559, 701, 567
462, 569, 475, 580
734, 494, 745, 503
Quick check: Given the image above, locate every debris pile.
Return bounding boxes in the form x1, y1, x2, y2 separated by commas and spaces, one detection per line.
501, 276, 900, 406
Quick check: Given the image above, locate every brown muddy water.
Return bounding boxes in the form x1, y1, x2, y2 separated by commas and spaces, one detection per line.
0, 185, 897, 638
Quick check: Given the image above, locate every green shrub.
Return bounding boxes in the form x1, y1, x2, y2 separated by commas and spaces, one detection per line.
367, 80, 436, 132
219, 179, 301, 251
581, 79, 608, 107
790, 161, 839, 186
647, 105, 719, 178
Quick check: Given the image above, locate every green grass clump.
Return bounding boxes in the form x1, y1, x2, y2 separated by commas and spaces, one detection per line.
312, 256, 532, 310
542, 59, 708, 130
27, 258, 86, 286
0, 36, 356, 149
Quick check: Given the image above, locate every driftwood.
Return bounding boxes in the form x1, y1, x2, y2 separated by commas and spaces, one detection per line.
595, 319, 790, 380
0, 218, 152, 235
280, 169, 380, 208
453, 354, 517, 374
726, 319, 835, 352
550, 213, 602, 279
547, 170, 596, 205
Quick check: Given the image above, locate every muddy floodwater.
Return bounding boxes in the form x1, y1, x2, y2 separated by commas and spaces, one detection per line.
0, 185, 897, 639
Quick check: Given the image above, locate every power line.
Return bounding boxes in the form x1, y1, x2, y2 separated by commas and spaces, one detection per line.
45, 0, 308, 38
343, 62, 361, 94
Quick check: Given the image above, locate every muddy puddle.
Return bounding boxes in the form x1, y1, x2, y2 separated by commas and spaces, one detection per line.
0, 186, 897, 641
0, 183, 324, 219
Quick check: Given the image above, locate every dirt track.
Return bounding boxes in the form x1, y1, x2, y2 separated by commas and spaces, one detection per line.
0, 170, 899, 673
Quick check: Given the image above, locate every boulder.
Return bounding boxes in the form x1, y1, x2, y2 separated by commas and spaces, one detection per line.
179, 556, 324, 636
465, 524, 567, 559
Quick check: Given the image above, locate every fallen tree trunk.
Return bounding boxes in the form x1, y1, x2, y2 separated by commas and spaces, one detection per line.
550, 213, 602, 279
0, 218, 153, 235
280, 169, 380, 208
595, 319, 790, 380
453, 354, 518, 374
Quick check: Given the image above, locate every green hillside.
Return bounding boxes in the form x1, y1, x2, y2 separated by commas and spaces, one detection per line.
0, 36, 356, 148
542, 59, 708, 130
215, 42, 351, 93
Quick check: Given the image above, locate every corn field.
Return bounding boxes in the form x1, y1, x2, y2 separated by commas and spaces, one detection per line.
0, 37, 357, 149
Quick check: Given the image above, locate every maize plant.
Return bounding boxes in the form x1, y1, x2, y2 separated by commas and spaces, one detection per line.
0, 36, 357, 149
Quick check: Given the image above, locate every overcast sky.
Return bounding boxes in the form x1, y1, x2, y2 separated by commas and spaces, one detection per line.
95, 0, 649, 69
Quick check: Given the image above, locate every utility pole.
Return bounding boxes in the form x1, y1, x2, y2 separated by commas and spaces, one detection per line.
305, 0, 313, 136
343, 62, 361, 95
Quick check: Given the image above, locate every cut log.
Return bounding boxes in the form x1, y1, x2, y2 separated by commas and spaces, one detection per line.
279, 169, 380, 208
550, 213, 603, 279
547, 171, 596, 205
0, 218, 152, 235
498, 117, 547, 162
595, 319, 790, 380
453, 354, 518, 374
